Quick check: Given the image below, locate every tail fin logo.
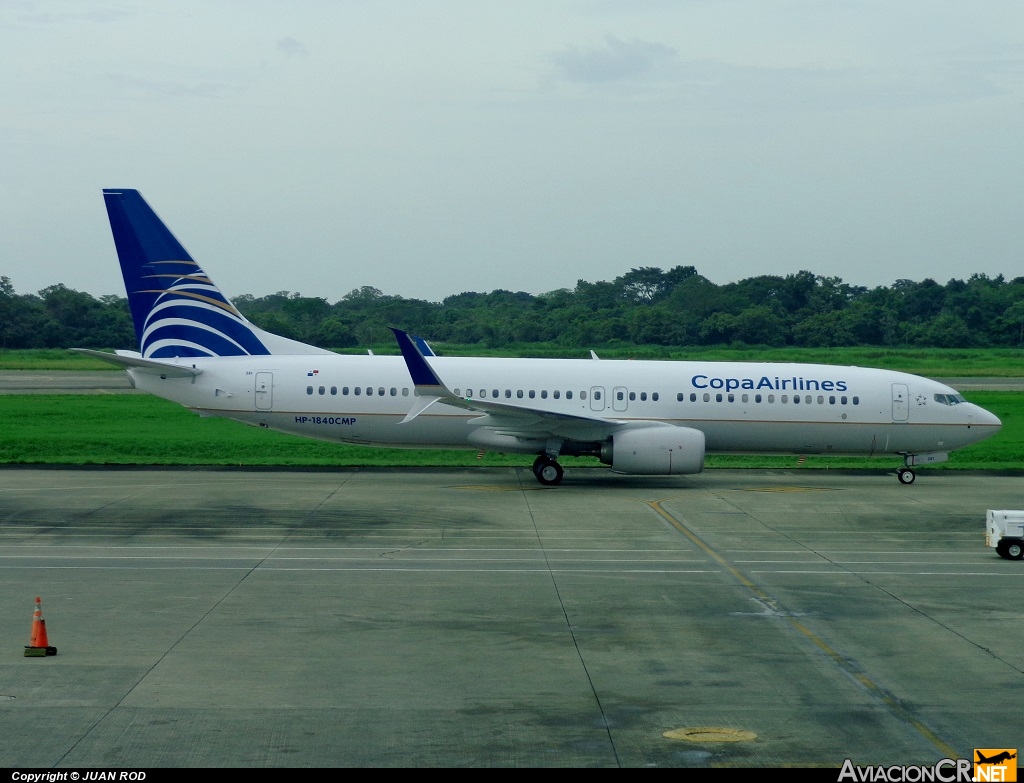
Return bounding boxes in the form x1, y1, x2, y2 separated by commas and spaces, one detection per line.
103, 188, 271, 359
136, 259, 271, 358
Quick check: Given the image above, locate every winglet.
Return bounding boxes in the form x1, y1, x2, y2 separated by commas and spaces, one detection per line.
390, 328, 449, 423
413, 335, 436, 356
390, 328, 444, 389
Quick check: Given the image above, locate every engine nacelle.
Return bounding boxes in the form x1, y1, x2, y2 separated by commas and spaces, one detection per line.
602, 426, 705, 475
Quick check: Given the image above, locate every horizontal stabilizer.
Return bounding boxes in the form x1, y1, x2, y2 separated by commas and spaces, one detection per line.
70, 348, 203, 378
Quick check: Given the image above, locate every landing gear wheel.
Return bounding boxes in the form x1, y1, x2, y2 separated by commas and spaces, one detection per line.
533, 457, 564, 486
897, 468, 916, 485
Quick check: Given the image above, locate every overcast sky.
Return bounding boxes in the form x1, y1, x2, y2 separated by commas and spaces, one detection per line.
3, 1, 1022, 304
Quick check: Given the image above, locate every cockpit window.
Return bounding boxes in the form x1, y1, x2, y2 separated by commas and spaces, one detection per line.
933, 393, 966, 406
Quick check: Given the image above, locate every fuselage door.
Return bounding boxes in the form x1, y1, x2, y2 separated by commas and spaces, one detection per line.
891, 383, 909, 422
590, 386, 605, 412
612, 387, 628, 412
255, 372, 273, 411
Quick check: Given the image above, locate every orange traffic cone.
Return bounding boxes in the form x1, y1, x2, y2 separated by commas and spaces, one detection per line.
24, 596, 57, 657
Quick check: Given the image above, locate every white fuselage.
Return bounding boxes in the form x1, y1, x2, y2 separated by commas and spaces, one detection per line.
127, 354, 1001, 458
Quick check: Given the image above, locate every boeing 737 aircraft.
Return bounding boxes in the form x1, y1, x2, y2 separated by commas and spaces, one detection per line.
77, 189, 1002, 486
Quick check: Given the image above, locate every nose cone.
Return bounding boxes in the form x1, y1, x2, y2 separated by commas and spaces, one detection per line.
971, 404, 1002, 433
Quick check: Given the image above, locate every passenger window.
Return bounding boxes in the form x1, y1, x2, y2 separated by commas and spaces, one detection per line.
652, 392, 659, 401
567, 391, 573, 400
390, 387, 397, 396
817, 395, 823, 404
366, 387, 373, 396
841, 396, 848, 405
741, 394, 748, 402
378, 387, 385, 396
318, 386, 325, 395
677, 393, 684, 402
715, 393, 722, 402
782, 395, 788, 403
767, 394, 775, 403
342, 386, 349, 395
355, 387, 361, 396
402, 388, 409, 397
529, 390, 535, 399
553, 390, 560, 399
331, 386, 337, 395
793, 395, 800, 404
690, 393, 697, 402
541, 390, 548, 399
306, 386, 313, 395
466, 389, 473, 398
629, 392, 636, 401
505, 389, 511, 398
703, 393, 710, 402
581, 391, 587, 400
517, 390, 523, 399
727, 393, 734, 402
492, 390, 499, 398
617, 391, 625, 401
829, 395, 835, 404
640, 392, 647, 401
852, 396, 859, 405
755, 394, 761, 403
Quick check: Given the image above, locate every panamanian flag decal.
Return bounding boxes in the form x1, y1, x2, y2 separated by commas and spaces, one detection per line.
307, 369, 319, 376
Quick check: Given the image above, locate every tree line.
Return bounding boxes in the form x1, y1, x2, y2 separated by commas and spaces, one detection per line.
2, 267, 1023, 351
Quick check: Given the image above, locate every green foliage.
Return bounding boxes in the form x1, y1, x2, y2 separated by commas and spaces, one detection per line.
2, 269, 1023, 352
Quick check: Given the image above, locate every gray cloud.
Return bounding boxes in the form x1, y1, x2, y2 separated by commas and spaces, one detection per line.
102, 72, 244, 100
276, 36, 308, 59
552, 36, 677, 83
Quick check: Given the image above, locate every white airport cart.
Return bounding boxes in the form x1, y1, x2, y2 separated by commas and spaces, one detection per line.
986, 510, 1024, 560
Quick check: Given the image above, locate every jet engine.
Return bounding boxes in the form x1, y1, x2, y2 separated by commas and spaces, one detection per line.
600, 426, 705, 475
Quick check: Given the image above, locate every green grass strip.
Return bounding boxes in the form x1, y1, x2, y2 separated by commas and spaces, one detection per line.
0, 392, 1019, 471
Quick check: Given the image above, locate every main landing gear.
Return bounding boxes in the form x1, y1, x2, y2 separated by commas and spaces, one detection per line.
532, 455, 564, 486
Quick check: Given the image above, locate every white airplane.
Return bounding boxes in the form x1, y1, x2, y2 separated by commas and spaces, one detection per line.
77, 189, 1002, 486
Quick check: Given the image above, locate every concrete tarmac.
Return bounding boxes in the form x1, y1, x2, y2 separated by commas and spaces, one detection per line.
1, 466, 1022, 768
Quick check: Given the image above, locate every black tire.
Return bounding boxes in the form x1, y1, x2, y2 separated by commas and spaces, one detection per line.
535, 458, 564, 486
996, 540, 1010, 559
897, 468, 916, 485
1007, 541, 1024, 561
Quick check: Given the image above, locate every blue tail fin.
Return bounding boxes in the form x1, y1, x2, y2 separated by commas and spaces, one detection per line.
103, 189, 330, 358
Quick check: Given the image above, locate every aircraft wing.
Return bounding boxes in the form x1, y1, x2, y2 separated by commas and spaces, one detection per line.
389, 328, 625, 441
71, 348, 203, 378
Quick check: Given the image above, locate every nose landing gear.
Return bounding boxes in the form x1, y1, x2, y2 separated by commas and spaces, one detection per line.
897, 467, 916, 485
